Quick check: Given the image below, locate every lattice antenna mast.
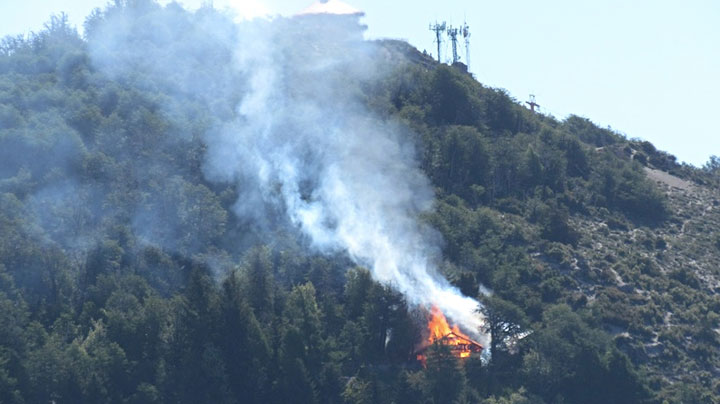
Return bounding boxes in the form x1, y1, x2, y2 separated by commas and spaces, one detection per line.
462, 21, 471, 69
526, 94, 540, 112
447, 25, 460, 64
429, 21, 446, 63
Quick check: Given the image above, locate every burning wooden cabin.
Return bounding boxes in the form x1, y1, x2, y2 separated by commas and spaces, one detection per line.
415, 306, 483, 365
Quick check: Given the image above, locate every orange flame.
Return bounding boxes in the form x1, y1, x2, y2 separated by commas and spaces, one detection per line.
416, 306, 483, 364
427, 306, 465, 343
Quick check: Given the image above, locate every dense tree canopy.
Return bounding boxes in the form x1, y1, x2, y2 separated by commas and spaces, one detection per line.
0, 2, 718, 403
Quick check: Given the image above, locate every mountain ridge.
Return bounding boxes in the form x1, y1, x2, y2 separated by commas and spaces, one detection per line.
0, 3, 719, 403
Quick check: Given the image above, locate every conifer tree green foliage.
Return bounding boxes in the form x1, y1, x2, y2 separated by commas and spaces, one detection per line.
0, 2, 718, 403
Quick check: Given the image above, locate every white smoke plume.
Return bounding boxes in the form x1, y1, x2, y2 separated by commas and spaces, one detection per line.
203, 14, 488, 342
87, 3, 489, 342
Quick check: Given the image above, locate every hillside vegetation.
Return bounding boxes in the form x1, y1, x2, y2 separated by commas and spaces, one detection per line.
1, 2, 719, 403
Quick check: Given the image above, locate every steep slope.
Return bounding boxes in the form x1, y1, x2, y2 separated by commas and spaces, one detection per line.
566, 163, 720, 394
0, 3, 718, 403
370, 39, 720, 401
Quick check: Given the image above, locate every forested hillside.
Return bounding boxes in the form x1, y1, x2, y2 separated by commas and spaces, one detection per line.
1, 1, 719, 403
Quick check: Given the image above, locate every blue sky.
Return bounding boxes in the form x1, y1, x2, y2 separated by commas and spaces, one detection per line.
2, 0, 718, 166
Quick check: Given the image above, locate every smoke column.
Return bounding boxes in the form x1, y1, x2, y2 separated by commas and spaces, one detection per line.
87, 3, 489, 343
203, 14, 488, 342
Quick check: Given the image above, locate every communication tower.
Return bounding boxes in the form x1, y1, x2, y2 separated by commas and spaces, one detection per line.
461, 22, 470, 69
447, 25, 460, 64
429, 21, 446, 63
526, 94, 540, 112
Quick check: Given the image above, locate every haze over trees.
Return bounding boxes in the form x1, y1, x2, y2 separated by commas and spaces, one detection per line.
1, 1, 719, 403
